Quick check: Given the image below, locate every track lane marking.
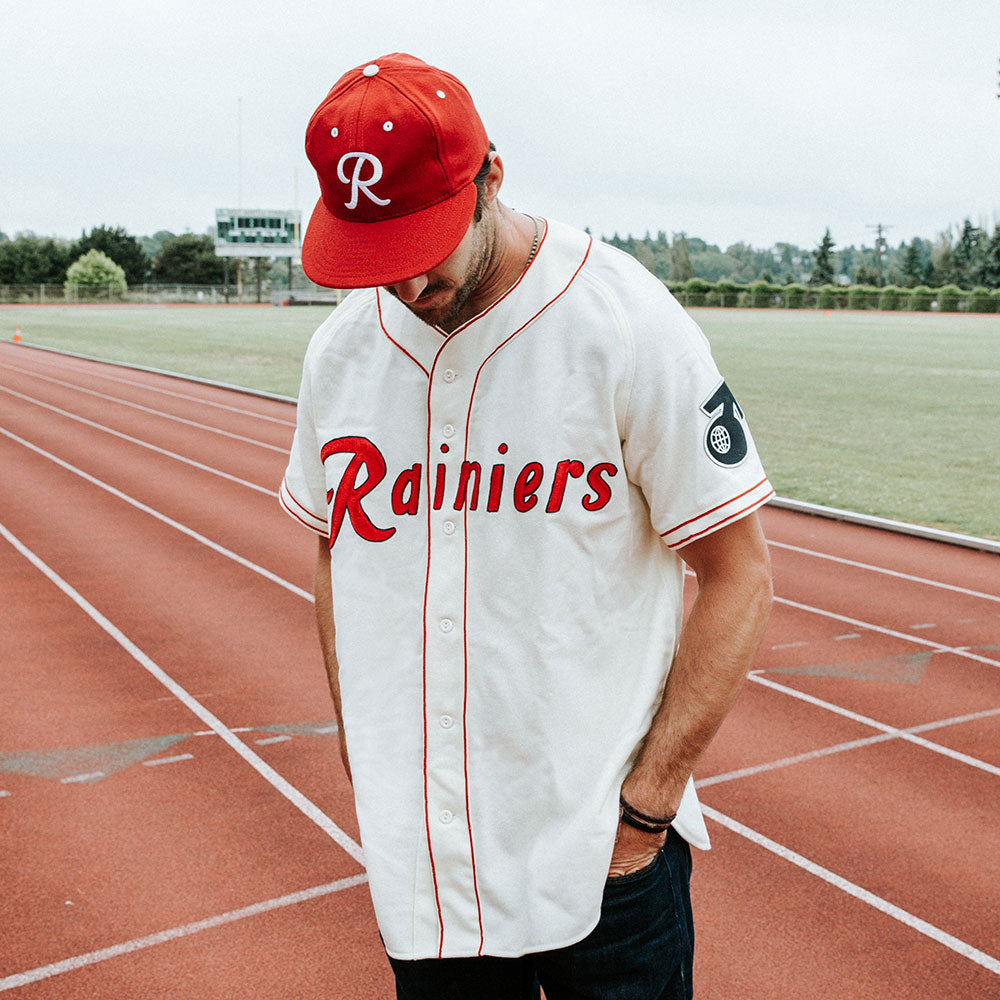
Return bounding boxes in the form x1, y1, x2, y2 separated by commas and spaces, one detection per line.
768, 539, 1000, 603
701, 805, 1000, 975
698, 706, 1000, 787
0, 521, 361, 867
1, 364, 287, 452
0, 873, 368, 991
13, 358, 296, 426
0, 385, 277, 496
772, 595, 1000, 669
0, 427, 310, 601
748, 674, 1000, 777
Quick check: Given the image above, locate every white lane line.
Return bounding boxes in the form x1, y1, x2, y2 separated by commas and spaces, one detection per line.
0, 872, 368, 991
701, 804, 1000, 975
142, 754, 194, 767
22, 361, 296, 426
697, 733, 897, 787
771, 640, 808, 650
768, 539, 1000, 603
833, 633, 860, 641
0, 522, 360, 865
773, 595, 1000, 670
1, 364, 287, 453
0, 791, 10, 798
0, 427, 311, 602
749, 674, 1000, 778
698, 706, 1000, 788
0, 385, 277, 496
911, 623, 937, 630
254, 735, 292, 745
60, 772, 105, 784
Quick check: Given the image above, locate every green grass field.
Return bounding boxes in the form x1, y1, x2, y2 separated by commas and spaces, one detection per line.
3, 303, 998, 539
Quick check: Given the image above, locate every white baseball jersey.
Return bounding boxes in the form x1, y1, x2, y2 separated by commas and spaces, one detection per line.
280, 218, 773, 960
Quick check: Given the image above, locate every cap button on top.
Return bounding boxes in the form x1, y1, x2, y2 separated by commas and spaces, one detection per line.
362, 64, 379, 77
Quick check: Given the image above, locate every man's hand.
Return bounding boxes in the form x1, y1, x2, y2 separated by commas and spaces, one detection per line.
608, 816, 666, 877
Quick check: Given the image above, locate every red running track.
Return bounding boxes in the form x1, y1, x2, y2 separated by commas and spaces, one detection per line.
1, 341, 998, 998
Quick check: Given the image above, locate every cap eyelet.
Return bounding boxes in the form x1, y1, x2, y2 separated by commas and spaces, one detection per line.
383, 121, 393, 131
330, 127, 339, 138
436, 90, 446, 99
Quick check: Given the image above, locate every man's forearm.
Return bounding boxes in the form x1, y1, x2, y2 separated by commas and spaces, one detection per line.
315, 537, 352, 782
621, 514, 772, 819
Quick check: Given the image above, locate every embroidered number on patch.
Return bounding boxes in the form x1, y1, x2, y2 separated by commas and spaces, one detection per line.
701, 381, 748, 467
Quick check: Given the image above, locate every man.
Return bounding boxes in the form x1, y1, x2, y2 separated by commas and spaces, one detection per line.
280, 53, 773, 999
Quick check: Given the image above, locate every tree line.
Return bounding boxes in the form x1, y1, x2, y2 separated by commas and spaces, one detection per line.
0, 226, 228, 287
600, 218, 1000, 291
3, 217, 1000, 293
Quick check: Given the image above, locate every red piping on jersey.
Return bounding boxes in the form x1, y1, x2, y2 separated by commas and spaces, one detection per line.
377, 289, 431, 377
421, 390, 446, 957
454, 225, 592, 955
279, 479, 326, 533
447, 220, 549, 337
417, 221, 585, 957
661, 477, 771, 537
666, 487, 775, 549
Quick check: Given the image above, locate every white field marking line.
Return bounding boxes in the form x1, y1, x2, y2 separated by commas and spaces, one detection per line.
768, 539, 1000, 603
697, 705, 1000, 788
1, 364, 287, 453
0, 520, 361, 866
0, 872, 368, 991
142, 753, 195, 767
23, 359, 296, 426
748, 674, 1000, 778
700, 804, 1000, 975
772, 594, 1000, 670
0, 427, 311, 602
0, 385, 276, 497
685, 567, 1000, 669
60, 771, 105, 784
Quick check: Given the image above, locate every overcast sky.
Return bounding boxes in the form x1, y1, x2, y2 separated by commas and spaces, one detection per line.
3, 0, 999, 252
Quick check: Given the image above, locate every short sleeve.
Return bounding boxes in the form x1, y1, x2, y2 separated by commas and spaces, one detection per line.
621, 302, 773, 549
279, 354, 329, 536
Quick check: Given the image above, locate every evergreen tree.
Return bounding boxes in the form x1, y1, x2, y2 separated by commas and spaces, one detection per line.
981, 225, 1000, 289
809, 229, 836, 286
901, 240, 923, 287
669, 233, 693, 282
950, 219, 986, 289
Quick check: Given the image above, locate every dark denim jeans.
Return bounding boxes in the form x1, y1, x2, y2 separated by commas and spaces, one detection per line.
388, 828, 694, 1000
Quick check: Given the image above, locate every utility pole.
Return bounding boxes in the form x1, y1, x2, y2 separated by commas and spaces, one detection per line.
866, 223, 893, 286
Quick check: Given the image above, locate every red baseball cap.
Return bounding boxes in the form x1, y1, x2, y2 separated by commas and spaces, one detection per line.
302, 53, 490, 289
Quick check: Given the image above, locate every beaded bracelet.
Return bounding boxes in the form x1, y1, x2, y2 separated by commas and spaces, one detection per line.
619, 794, 676, 834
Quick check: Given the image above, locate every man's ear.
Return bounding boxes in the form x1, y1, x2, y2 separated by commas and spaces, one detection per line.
484, 152, 504, 203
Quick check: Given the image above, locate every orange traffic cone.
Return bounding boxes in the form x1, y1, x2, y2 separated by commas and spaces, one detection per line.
13, 325, 21, 343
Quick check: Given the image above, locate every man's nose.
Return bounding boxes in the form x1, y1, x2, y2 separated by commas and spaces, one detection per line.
387, 275, 429, 302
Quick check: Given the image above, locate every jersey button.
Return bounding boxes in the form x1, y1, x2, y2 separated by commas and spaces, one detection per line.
443, 520, 456, 535
443, 369, 457, 383
439, 809, 454, 824
442, 424, 455, 438
439, 618, 454, 633
439, 714, 454, 729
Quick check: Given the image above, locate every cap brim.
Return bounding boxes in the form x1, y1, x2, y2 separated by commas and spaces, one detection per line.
301, 183, 478, 289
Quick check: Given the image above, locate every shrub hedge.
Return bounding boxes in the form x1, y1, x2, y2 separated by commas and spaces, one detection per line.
666, 278, 999, 313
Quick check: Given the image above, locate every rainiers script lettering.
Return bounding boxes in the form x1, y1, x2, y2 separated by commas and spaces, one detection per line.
337, 152, 391, 209
320, 437, 619, 547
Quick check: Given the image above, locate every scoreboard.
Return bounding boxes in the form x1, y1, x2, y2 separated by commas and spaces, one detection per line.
214, 209, 300, 258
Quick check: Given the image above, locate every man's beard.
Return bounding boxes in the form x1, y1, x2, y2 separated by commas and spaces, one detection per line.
390, 224, 491, 332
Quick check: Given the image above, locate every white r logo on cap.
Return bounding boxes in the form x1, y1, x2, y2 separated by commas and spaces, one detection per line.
337, 152, 391, 210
